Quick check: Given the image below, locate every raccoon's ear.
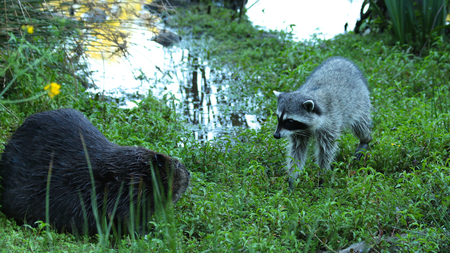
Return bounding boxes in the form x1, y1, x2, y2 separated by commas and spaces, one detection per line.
302, 100, 315, 112
273, 90, 282, 97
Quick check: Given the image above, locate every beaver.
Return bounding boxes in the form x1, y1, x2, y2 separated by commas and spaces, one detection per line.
0, 108, 190, 236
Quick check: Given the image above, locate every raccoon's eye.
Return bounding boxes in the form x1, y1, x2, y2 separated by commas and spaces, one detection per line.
283, 119, 308, 131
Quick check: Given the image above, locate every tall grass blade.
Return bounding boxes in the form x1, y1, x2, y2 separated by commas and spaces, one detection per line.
385, 0, 407, 44
105, 182, 124, 239
79, 132, 104, 244
45, 151, 54, 247
421, 0, 446, 37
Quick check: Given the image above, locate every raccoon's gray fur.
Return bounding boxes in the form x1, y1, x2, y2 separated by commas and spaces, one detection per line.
273, 57, 372, 191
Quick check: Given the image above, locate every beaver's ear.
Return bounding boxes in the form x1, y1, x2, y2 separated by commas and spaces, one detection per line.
155, 153, 166, 168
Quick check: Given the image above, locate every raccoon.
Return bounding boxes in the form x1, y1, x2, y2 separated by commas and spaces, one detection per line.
273, 57, 372, 191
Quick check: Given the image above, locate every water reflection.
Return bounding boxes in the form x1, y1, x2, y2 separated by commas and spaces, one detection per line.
46, 0, 257, 140
166, 49, 258, 140
49, 0, 364, 141
45, 0, 159, 61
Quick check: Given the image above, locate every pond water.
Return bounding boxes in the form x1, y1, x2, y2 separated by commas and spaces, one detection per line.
71, 0, 364, 140
247, 0, 364, 40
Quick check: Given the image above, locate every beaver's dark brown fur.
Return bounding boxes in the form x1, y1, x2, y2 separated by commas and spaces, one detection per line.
0, 108, 190, 236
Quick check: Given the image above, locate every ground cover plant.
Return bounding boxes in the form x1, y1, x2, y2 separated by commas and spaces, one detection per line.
1, 3, 450, 252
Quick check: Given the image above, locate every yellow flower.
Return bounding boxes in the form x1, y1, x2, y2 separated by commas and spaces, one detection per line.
27, 25, 34, 34
44, 83, 61, 98
21, 25, 34, 34
391, 143, 395, 146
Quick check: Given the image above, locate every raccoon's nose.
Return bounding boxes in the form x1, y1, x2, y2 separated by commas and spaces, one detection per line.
273, 132, 281, 139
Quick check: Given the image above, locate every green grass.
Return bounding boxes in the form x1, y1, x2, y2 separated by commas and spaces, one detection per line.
1, 4, 450, 252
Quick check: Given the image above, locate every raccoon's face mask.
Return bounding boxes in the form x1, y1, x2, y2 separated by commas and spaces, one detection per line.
273, 90, 315, 139
273, 112, 309, 139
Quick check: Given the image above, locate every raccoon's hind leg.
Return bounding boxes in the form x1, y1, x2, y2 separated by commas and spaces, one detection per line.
354, 143, 369, 160
351, 119, 372, 160
287, 134, 310, 192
